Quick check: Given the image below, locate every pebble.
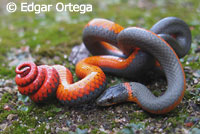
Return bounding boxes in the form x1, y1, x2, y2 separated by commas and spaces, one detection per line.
182, 128, 189, 134
193, 78, 199, 84
156, 123, 162, 128
187, 56, 196, 62
64, 54, 67, 59
45, 124, 50, 130
0, 123, 8, 131
49, 117, 52, 120
184, 66, 193, 73
7, 114, 17, 121
197, 97, 200, 104
0, 79, 5, 87
62, 127, 69, 131
53, 56, 60, 61
4, 104, 11, 111
51, 127, 55, 133
66, 120, 71, 127
4, 80, 14, 87
115, 117, 126, 123
99, 125, 109, 133
149, 126, 155, 131
68, 43, 90, 64
70, 125, 76, 132
116, 106, 122, 113
4, 86, 14, 94
27, 128, 34, 132
55, 127, 61, 133
193, 70, 200, 78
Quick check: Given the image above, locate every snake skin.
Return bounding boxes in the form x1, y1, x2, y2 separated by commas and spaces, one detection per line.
15, 17, 191, 114
96, 27, 186, 114
83, 17, 191, 79
83, 18, 126, 58
150, 17, 191, 58
15, 62, 60, 102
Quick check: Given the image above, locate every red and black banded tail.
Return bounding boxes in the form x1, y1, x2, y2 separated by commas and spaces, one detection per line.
15, 62, 60, 103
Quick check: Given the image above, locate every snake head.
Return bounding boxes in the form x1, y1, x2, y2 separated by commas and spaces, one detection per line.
96, 83, 128, 106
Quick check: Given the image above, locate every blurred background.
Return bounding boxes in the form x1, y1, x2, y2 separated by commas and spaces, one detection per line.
0, 0, 199, 133
0, 0, 199, 77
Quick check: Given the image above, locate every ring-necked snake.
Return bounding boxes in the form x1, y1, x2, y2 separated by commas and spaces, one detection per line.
15, 17, 191, 114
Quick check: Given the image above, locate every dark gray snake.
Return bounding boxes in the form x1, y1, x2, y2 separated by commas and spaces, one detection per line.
15, 17, 191, 114
83, 17, 191, 114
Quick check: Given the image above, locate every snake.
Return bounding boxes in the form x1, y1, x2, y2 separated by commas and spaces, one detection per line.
15, 17, 191, 114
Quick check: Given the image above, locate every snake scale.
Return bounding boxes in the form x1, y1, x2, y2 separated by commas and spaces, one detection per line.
15, 17, 191, 114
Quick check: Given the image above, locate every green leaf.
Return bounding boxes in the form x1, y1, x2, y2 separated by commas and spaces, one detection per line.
50, 106, 62, 113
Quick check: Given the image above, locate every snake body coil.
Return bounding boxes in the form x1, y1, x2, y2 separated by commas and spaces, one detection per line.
16, 62, 107, 105
15, 62, 60, 102
96, 27, 186, 114
15, 17, 191, 114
